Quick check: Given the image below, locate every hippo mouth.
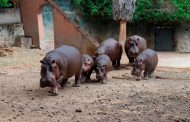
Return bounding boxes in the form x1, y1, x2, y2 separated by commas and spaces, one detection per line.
40, 80, 52, 88
128, 52, 139, 58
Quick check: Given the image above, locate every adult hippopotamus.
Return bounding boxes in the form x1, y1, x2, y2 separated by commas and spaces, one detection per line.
81, 54, 94, 83
131, 49, 158, 81
94, 54, 112, 84
40, 45, 82, 95
95, 38, 122, 68
125, 35, 147, 64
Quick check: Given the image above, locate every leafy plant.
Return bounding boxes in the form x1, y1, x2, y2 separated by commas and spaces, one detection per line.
71, 0, 190, 23
0, 0, 12, 8
71, 0, 112, 17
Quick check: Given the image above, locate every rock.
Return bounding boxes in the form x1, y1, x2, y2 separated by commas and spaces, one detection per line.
76, 108, 82, 113
97, 95, 100, 98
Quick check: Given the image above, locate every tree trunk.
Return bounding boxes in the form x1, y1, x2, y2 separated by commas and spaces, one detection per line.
119, 20, 127, 42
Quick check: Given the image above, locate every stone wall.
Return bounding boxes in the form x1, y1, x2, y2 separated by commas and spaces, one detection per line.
0, 8, 24, 47
175, 23, 190, 53
0, 24, 24, 47
0, 8, 21, 24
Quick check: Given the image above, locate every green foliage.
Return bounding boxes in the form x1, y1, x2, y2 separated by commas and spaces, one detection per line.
0, 0, 12, 8
133, 0, 190, 23
171, 0, 190, 22
71, 0, 190, 23
71, 0, 112, 17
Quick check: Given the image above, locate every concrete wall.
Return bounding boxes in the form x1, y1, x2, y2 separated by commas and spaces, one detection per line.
175, 23, 190, 53
0, 24, 24, 47
0, 8, 24, 47
0, 9, 21, 25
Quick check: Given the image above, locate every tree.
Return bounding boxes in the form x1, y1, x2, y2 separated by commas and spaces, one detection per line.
0, 0, 12, 8
112, 0, 136, 41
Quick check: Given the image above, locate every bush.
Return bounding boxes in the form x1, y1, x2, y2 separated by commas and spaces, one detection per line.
0, 0, 12, 8
71, 0, 190, 23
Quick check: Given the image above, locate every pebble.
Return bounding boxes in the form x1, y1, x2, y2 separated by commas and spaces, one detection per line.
76, 108, 82, 113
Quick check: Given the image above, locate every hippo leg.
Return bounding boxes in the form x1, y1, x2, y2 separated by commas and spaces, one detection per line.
112, 60, 117, 67
143, 70, 149, 80
128, 58, 134, 66
115, 60, 121, 69
86, 69, 93, 82
148, 69, 155, 78
61, 78, 68, 87
101, 73, 107, 84
81, 73, 87, 83
73, 70, 81, 87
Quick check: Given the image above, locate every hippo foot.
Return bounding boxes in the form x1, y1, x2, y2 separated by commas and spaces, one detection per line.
48, 88, 59, 96
143, 76, 148, 80
127, 63, 132, 66
114, 66, 120, 70
73, 83, 80, 87
60, 83, 67, 87
48, 90, 59, 96
99, 80, 106, 84
136, 78, 141, 81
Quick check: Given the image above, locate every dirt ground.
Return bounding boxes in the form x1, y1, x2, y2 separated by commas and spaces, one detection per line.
1, 47, 190, 122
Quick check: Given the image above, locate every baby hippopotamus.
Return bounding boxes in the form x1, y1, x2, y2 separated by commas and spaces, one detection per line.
40, 45, 82, 95
125, 35, 147, 64
94, 54, 111, 84
81, 54, 94, 83
95, 38, 122, 68
131, 49, 158, 81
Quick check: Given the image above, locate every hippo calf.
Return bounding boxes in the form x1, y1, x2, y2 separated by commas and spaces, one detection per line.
94, 54, 111, 84
95, 38, 122, 68
125, 35, 147, 64
131, 49, 158, 81
40, 45, 82, 95
81, 54, 94, 83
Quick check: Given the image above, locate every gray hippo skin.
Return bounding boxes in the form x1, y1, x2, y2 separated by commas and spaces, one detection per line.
81, 54, 94, 83
125, 35, 147, 64
40, 45, 82, 95
131, 49, 158, 81
94, 54, 112, 84
95, 38, 123, 68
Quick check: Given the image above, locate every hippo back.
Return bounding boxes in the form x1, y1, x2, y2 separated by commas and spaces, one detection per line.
96, 38, 122, 62
45, 45, 82, 78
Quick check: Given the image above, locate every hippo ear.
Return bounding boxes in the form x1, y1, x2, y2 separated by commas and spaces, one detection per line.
139, 59, 143, 64
128, 38, 131, 43
87, 59, 91, 65
92, 55, 96, 61
40, 60, 44, 64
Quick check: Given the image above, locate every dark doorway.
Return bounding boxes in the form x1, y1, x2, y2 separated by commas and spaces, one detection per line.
155, 27, 174, 51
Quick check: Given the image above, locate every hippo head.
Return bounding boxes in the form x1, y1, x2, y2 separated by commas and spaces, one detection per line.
95, 47, 105, 56
128, 37, 140, 57
40, 59, 60, 88
95, 63, 106, 81
131, 59, 144, 80
82, 58, 91, 73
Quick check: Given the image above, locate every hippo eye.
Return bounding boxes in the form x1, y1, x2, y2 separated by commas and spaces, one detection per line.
135, 42, 138, 45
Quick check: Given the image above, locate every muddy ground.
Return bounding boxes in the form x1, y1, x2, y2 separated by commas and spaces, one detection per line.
0, 47, 190, 122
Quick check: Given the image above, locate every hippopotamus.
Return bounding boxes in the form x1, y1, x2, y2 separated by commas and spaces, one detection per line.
94, 54, 112, 84
125, 35, 147, 64
95, 38, 122, 68
131, 49, 158, 81
81, 54, 94, 83
40, 45, 82, 95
